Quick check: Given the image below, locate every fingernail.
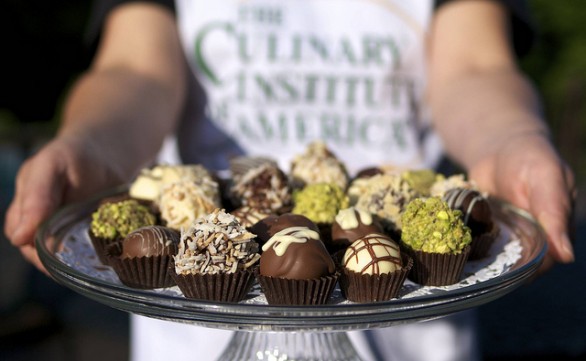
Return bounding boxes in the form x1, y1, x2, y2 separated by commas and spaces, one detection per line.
559, 233, 575, 263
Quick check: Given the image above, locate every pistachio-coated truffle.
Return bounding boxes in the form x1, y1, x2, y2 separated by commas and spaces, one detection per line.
292, 183, 349, 224
90, 200, 157, 240
401, 197, 471, 254
401, 169, 438, 196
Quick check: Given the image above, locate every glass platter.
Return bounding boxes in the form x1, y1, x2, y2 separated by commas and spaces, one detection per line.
36, 188, 547, 333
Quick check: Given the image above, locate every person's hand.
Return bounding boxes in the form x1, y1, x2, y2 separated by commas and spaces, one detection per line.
469, 132, 575, 274
4, 135, 128, 274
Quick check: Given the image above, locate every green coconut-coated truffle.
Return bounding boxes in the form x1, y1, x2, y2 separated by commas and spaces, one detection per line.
292, 183, 349, 224
401, 169, 438, 196
401, 197, 471, 254
90, 199, 157, 240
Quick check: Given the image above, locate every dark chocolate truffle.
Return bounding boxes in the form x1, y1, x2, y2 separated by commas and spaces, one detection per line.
331, 207, 382, 248
251, 213, 320, 246
121, 226, 179, 259
230, 206, 274, 229
269, 213, 319, 235
443, 188, 493, 236
354, 167, 384, 179
260, 226, 335, 280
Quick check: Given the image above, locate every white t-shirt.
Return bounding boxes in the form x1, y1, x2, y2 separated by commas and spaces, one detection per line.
174, 0, 443, 173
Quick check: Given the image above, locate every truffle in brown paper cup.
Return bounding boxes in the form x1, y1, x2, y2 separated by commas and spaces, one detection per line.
340, 254, 413, 303
88, 229, 118, 266
172, 268, 257, 303
404, 245, 471, 286
468, 224, 500, 260
105, 242, 176, 289
256, 270, 339, 305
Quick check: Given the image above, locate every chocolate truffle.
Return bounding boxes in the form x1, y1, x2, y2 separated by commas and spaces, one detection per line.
354, 167, 385, 179
230, 206, 274, 229
120, 226, 180, 259
429, 174, 475, 198
90, 199, 157, 240
229, 156, 278, 178
129, 164, 220, 204
401, 197, 472, 254
174, 209, 260, 275
290, 141, 349, 189
270, 214, 319, 235
260, 226, 335, 280
229, 163, 292, 212
354, 173, 418, 233
443, 188, 493, 236
331, 207, 382, 248
400, 197, 473, 286
292, 183, 349, 225
248, 215, 279, 246
343, 234, 402, 275
159, 180, 219, 231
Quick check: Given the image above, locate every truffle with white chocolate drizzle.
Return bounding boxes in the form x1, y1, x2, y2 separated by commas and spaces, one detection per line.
443, 188, 493, 236
343, 234, 402, 275
331, 207, 383, 249
260, 220, 335, 280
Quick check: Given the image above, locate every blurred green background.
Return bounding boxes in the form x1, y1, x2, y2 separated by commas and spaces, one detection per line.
1, 1, 584, 360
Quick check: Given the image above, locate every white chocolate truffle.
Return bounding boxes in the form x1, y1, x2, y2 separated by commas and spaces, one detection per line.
159, 181, 219, 231
354, 173, 417, 232
290, 141, 348, 189
129, 164, 219, 204
343, 234, 402, 275
429, 174, 476, 198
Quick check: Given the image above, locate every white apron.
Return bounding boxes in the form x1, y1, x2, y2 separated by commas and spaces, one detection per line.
133, 1, 477, 360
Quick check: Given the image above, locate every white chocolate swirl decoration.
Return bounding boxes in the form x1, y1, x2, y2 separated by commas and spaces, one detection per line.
262, 226, 320, 256
343, 234, 402, 275
121, 226, 179, 258
443, 188, 485, 225
335, 207, 373, 230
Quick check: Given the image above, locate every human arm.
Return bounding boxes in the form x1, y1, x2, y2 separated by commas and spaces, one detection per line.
4, 3, 187, 272
428, 0, 575, 271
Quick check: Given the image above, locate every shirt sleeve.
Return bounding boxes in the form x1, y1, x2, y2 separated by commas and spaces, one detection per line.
435, 0, 535, 58
85, 0, 175, 53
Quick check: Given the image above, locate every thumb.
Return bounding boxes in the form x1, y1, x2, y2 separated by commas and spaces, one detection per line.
527, 164, 575, 264
5, 156, 67, 248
